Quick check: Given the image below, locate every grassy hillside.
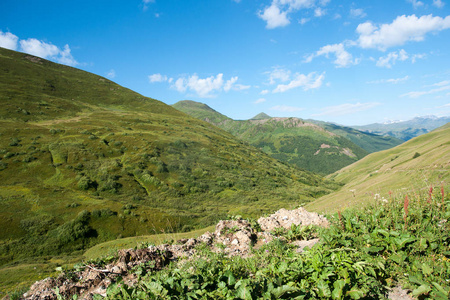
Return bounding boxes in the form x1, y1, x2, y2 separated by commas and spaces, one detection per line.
307, 123, 450, 213
0, 47, 338, 273
353, 116, 450, 141
173, 101, 403, 175
308, 120, 403, 153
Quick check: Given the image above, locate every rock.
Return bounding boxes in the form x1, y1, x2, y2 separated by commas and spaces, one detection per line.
257, 207, 329, 231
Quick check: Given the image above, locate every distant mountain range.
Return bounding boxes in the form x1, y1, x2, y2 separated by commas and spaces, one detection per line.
353, 116, 450, 141
172, 101, 403, 175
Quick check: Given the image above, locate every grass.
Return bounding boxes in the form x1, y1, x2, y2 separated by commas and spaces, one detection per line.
35, 189, 450, 299
307, 123, 450, 214
173, 100, 403, 175
0, 47, 339, 292
83, 225, 216, 261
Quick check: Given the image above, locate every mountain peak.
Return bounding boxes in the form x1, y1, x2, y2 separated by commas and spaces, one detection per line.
250, 112, 271, 120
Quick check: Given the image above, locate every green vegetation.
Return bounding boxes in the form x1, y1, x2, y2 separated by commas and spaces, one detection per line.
173, 101, 403, 175
0, 48, 338, 294
47, 189, 450, 299
308, 123, 450, 213
308, 120, 404, 153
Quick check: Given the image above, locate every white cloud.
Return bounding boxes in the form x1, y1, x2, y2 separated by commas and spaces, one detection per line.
306, 43, 358, 68
107, 69, 116, 79
273, 72, 324, 93
149, 73, 170, 83
299, 18, 310, 25
260, 89, 270, 95
0, 31, 18, 50
20, 38, 59, 58
314, 102, 380, 117
19, 38, 78, 66
314, 7, 326, 17
258, 0, 328, 29
267, 67, 291, 84
368, 76, 410, 84
270, 105, 304, 112
407, 0, 424, 9
258, 3, 290, 29
171, 73, 247, 97
317, 43, 358, 68
142, 0, 155, 11
376, 49, 409, 68
350, 8, 366, 18
356, 14, 450, 51
224, 76, 238, 92
254, 98, 267, 104
433, 0, 445, 8
401, 81, 450, 98
411, 53, 426, 63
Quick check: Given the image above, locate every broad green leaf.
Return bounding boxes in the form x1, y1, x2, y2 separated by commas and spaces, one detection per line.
317, 279, 331, 298
346, 289, 364, 299
412, 284, 431, 296
224, 270, 236, 286
432, 282, 449, 296
389, 253, 405, 264
235, 283, 252, 300
422, 263, 433, 276
395, 237, 416, 249
331, 280, 345, 300
271, 284, 298, 298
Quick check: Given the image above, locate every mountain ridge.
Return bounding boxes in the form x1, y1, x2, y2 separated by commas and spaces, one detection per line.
172, 100, 403, 175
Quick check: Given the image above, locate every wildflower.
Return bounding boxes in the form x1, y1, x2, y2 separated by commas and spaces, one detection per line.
404, 195, 409, 228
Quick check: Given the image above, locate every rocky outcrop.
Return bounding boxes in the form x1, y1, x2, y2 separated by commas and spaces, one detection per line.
22, 208, 328, 300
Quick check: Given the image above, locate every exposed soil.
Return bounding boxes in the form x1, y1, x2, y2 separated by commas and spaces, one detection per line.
17, 208, 412, 299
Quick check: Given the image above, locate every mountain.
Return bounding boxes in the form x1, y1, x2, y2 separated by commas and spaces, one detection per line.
307, 122, 450, 213
353, 116, 450, 141
0, 47, 338, 267
250, 112, 271, 120
308, 120, 404, 153
172, 100, 403, 175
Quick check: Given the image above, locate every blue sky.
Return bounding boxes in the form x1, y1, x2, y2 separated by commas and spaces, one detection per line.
1, 0, 450, 125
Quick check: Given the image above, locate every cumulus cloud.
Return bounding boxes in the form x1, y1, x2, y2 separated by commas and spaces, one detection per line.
258, 0, 328, 29
401, 81, 450, 98
19, 38, 78, 66
314, 102, 380, 117
267, 68, 291, 84
149, 73, 169, 83
171, 73, 248, 97
407, 0, 424, 9
356, 14, 450, 50
314, 7, 326, 17
273, 72, 324, 93
433, 0, 445, 8
309, 43, 358, 68
0, 31, 18, 50
258, 3, 290, 29
350, 8, 366, 18
254, 98, 267, 104
376, 49, 409, 68
260, 89, 270, 95
270, 105, 304, 112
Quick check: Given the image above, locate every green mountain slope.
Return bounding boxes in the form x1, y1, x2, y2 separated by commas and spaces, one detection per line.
308, 120, 404, 153
172, 101, 403, 175
353, 116, 450, 141
307, 123, 450, 213
0, 48, 338, 266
